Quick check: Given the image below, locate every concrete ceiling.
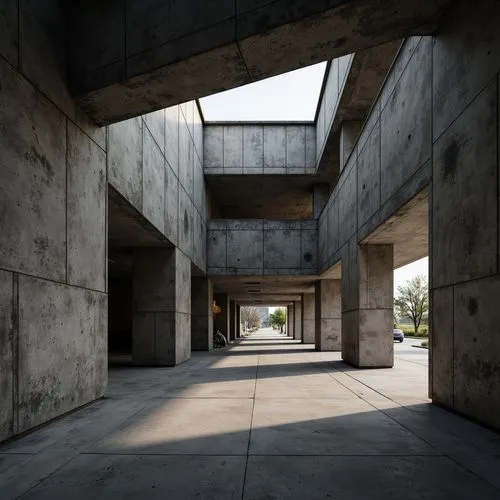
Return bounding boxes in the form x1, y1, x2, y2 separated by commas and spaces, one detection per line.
70, 0, 453, 124
362, 188, 429, 269
211, 275, 317, 301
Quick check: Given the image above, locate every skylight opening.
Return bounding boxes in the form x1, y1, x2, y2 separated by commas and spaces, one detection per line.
200, 62, 327, 122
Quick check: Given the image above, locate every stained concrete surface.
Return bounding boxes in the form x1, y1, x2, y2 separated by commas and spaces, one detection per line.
1, 331, 499, 499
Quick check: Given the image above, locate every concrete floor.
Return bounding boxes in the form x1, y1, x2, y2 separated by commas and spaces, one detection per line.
1, 330, 500, 499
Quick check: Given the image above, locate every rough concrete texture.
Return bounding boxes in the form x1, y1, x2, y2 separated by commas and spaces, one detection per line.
320, 0, 500, 426
0, 19, 113, 444
18, 276, 107, 433
315, 280, 341, 351
340, 121, 363, 170
108, 103, 208, 272
0, 271, 13, 441
204, 124, 316, 175
3, 337, 500, 499
302, 294, 315, 344
67, 122, 107, 291
341, 245, 393, 368
0, 57, 66, 283
208, 220, 318, 276
69, 0, 451, 123
133, 249, 191, 366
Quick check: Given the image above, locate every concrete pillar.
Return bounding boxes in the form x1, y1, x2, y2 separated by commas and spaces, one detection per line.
191, 277, 213, 351
315, 280, 341, 351
236, 305, 241, 338
214, 293, 230, 341
288, 304, 294, 338
294, 300, 302, 341
340, 120, 363, 170
229, 300, 237, 341
342, 242, 393, 367
302, 293, 315, 344
133, 248, 191, 366
313, 184, 330, 219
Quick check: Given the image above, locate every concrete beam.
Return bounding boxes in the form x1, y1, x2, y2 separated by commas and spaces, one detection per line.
69, 1, 451, 124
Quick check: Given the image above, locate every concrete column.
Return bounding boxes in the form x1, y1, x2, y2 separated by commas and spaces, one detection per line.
302, 293, 315, 344
288, 304, 294, 338
340, 121, 363, 170
313, 184, 330, 219
236, 305, 241, 338
214, 293, 230, 342
294, 300, 302, 341
191, 277, 213, 351
315, 280, 341, 351
229, 300, 237, 341
342, 242, 393, 367
133, 248, 191, 366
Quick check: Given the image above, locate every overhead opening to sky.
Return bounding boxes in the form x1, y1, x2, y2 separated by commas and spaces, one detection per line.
200, 62, 328, 122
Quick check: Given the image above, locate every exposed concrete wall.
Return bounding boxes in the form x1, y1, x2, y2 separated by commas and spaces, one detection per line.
204, 124, 316, 175
302, 293, 315, 344
207, 220, 317, 276
315, 280, 342, 351
191, 277, 213, 351
316, 56, 354, 164
69, 1, 450, 124
108, 101, 208, 273
318, 0, 500, 429
0, 2, 208, 442
0, 3, 108, 442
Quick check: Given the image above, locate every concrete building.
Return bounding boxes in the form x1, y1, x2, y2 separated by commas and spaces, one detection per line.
1, 0, 500, 461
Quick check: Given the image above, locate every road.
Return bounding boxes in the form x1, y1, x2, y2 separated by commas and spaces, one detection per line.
394, 336, 429, 366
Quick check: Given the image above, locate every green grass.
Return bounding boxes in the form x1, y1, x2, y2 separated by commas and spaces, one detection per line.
396, 324, 428, 337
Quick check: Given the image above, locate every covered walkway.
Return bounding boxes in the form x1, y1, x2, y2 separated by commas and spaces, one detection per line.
0, 332, 499, 499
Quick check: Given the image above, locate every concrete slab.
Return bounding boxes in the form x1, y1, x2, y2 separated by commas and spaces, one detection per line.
249, 398, 438, 456
90, 398, 253, 455
21, 455, 245, 500
244, 456, 500, 500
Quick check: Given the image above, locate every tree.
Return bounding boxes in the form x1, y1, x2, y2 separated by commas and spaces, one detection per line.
394, 275, 429, 334
240, 307, 262, 331
269, 308, 287, 333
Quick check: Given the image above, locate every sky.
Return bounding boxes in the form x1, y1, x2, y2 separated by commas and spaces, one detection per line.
201, 63, 428, 305
199, 62, 327, 121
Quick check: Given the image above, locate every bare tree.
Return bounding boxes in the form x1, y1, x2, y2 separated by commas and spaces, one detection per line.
394, 275, 429, 334
240, 307, 262, 331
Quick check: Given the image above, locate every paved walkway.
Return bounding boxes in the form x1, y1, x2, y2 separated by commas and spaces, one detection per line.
1, 331, 500, 499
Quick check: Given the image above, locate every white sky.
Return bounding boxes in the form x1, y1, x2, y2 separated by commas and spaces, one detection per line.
200, 62, 327, 121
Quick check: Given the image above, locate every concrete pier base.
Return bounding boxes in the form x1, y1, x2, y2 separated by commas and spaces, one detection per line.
132, 248, 191, 366
294, 300, 303, 341
315, 280, 342, 351
302, 293, 315, 344
342, 243, 394, 367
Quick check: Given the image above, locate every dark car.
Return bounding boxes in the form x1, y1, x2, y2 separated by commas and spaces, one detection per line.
393, 329, 405, 342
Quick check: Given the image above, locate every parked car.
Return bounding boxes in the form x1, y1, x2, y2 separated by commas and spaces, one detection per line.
393, 329, 405, 342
